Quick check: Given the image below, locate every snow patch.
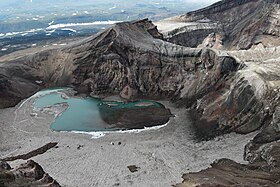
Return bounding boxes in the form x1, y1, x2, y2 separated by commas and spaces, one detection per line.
48, 20, 54, 26
46, 21, 122, 30
1, 28, 43, 37
109, 6, 116, 10
61, 28, 77, 33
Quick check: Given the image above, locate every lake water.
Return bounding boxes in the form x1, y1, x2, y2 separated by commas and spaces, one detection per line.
34, 89, 164, 132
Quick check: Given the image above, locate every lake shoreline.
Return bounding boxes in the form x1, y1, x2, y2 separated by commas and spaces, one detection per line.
33, 88, 172, 132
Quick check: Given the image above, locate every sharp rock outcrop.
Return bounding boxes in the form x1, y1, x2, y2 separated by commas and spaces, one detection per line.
0, 160, 61, 187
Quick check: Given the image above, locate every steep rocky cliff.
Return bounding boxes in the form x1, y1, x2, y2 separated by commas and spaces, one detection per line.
164, 0, 280, 50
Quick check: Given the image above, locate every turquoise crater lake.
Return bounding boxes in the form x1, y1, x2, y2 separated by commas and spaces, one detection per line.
34, 89, 171, 132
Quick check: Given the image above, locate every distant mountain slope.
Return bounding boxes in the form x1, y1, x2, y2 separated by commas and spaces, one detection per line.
164, 0, 280, 50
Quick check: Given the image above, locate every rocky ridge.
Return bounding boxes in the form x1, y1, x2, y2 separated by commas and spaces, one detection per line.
163, 0, 280, 50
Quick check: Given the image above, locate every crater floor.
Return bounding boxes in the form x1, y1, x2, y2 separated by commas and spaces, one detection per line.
0, 99, 256, 187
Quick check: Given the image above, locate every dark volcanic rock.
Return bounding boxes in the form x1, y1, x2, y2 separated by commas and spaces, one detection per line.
244, 105, 280, 169
0, 160, 60, 187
